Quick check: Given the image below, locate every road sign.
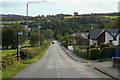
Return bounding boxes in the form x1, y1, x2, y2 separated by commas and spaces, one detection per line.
17, 31, 23, 61
18, 31, 23, 35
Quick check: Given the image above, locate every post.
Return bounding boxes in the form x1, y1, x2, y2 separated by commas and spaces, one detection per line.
38, 27, 40, 48
26, 3, 28, 48
17, 32, 19, 61
87, 36, 89, 59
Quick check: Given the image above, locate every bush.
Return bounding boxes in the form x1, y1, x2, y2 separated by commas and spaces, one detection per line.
89, 44, 96, 49
2, 56, 15, 69
20, 48, 41, 59
20, 41, 51, 59
78, 46, 87, 50
101, 47, 115, 58
73, 46, 88, 59
89, 48, 101, 60
78, 50, 88, 59
100, 43, 110, 50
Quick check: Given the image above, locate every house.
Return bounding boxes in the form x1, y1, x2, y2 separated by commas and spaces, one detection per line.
73, 32, 89, 39
89, 29, 120, 45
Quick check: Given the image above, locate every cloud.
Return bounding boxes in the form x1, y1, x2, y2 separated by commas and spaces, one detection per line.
0, 0, 119, 16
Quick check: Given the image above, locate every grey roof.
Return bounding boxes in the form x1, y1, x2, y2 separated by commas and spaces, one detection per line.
106, 29, 120, 38
74, 33, 81, 36
89, 29, 104, 39
89, 29, 120, 39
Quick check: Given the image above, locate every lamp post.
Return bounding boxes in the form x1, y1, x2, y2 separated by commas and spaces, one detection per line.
26, 0, 46, 48
38, 26, 41, 48
87, 33, 89, 59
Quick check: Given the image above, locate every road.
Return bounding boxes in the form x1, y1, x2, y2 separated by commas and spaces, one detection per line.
14, 41, 112, 79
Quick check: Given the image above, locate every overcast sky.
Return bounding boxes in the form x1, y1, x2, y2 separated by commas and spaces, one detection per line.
0, 0, 119, 16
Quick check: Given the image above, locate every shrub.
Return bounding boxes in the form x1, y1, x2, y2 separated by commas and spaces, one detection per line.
20, 41, 51, 59
20, 48, 41, 59
101, 47, 115, 58
89, 48, 101, 60
74, 46, 88, 59
100, 43, 110, 50
73, 46, 79, 55
78, 50, 88, 59
2, 56, 15, 69
89, 44, 96, 49
78, 46, 87, 50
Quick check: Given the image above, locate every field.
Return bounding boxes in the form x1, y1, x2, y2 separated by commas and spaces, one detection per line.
64, 16, 81, 19
0, 20, 33, 26
103, 16, 119, 19
2, 40, 30, 56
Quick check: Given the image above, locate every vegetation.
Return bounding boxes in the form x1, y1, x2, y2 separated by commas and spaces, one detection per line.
101, 47, 116, 58
2, 62, 26, 80
2, 24, 26, 49
89, 48, 101, 60
20, 43, 51, 64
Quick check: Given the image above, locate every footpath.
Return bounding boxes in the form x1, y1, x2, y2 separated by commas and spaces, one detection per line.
59, 43, 120, 80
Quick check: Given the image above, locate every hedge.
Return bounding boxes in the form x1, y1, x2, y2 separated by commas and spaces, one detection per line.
89, 44, 96, 49
101, 47, 115, 58
20, 41, 51, 59
20, 48, 41, 59
89, 48, 101, 60
100, 43, 110, 50
74, 46, 101, 60
73, 46, 88, 59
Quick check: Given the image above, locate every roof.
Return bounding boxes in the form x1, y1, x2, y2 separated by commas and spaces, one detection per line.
89, 29, 104, 39
106, 29, 119, 38
74, 33, 81, 36
89, 29, 120, 39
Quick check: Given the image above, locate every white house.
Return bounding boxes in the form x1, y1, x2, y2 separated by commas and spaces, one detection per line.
89, 29, 120, 45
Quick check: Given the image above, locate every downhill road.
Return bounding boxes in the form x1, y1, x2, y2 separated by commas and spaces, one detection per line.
14, 41, 112, 79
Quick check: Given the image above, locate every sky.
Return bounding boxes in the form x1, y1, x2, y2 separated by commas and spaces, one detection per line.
0, 0, 120, 16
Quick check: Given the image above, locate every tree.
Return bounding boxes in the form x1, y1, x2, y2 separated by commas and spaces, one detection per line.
75, 35, 87, 45
2, 24, 26, 49
29, 31, 45, 47
74, 12, 79, 16
44, 29, 54, 39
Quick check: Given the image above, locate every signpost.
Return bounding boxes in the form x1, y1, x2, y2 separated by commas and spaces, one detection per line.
17, 31, 23, 61
73, 39, 76, 48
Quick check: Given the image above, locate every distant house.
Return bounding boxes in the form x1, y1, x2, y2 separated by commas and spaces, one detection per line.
89, 29, 120, 45
73, 32, 89, 39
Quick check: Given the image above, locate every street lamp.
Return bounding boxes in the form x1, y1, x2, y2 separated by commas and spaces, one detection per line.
26, 0, 46, 48
38, 26, 42, 48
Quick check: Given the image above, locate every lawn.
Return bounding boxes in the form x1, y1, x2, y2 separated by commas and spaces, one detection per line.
2, 40, 30, 56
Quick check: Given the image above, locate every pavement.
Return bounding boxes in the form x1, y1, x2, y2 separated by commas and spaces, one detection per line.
59, 43, 120, 80
13, 41, 112, 79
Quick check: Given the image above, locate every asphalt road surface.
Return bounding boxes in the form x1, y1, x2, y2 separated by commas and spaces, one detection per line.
14, 41, 112, 79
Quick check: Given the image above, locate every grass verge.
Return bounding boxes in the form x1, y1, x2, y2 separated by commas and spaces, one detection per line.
2, 62, 26, 80
2, 41, 51, 80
